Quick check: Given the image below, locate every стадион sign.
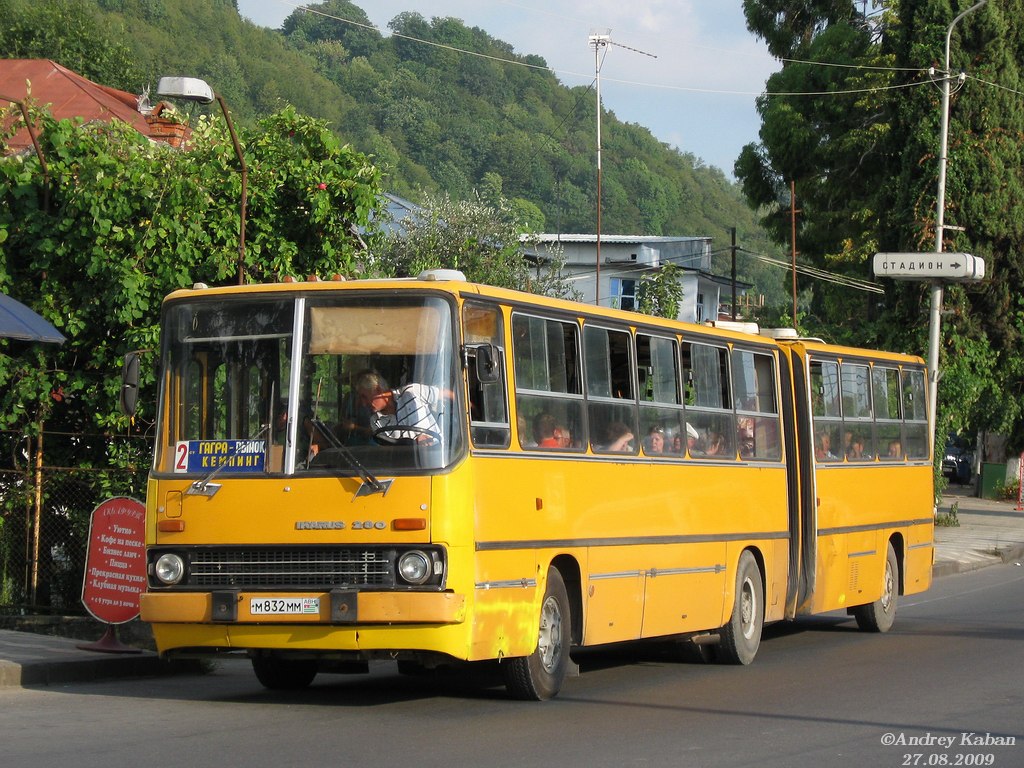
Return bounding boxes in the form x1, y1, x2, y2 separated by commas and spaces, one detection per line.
80, 497, 147, 624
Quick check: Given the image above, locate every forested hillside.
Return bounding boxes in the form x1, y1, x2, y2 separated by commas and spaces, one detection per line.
1, 0, 786, 306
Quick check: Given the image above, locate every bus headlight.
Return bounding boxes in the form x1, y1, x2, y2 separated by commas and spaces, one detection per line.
154, 553, 185, 585
397, 550, 431, 585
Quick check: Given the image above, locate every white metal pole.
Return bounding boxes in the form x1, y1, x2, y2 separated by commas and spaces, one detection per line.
590, 34, 609, 307
928, 0, 986, 456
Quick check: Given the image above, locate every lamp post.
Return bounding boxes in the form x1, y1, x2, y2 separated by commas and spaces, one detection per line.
927, 0, 987, 454
156, 77, 248, 285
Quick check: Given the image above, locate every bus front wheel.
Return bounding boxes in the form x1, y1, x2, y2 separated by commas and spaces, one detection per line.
717, 551, 764, 665
852, 542, 898, 633
503, 567, 571, 700
252, 655, 318, 690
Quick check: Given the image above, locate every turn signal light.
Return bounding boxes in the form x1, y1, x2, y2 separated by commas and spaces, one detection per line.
157, 520, 185, 532
392, 518, 426, 531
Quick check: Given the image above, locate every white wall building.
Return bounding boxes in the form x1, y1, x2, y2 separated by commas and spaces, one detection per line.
524, 234, 747, 324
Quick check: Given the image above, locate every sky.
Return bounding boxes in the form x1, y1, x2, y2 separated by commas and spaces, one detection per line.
235, 0, 780, 177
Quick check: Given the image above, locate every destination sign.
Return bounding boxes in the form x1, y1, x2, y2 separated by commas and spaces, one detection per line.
173, 439, 267, 474
873, 252, 985, 282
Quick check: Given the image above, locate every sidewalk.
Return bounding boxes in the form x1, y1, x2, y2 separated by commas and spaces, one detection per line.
932, 483, 1024, 576
2, 487, 1022, 689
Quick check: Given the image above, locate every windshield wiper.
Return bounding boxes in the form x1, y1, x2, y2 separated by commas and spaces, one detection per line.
308, 418, 387, 495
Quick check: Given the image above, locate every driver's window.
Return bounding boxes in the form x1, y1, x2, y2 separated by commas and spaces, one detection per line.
464, 302, 509, 448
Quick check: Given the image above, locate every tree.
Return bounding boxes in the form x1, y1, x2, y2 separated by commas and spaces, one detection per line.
637, 263, 684, 319
378, 190, 573, 299
0, 0, 142, 90
739, 0, 1024, 453
0, 103, 383, 471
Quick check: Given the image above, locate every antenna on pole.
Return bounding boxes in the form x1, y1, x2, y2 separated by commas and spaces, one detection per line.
587, 32, 656, 308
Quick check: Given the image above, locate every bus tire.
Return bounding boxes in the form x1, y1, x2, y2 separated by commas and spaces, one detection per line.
503, 567, 571, 701
717, 550, 764, 665
853, 542, 898, 633
252, 656, 318, 690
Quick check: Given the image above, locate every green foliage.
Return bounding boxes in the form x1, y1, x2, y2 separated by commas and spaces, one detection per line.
378, 190, 574, 299
740, 0, 1024, 457
637, 263, 684, 319
0, 0, 786, 313
934, 501, 960, 528
0, 0, 142, 89
0, 100, 382, 474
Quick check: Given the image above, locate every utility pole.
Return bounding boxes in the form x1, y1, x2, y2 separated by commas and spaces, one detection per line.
589, 32, 610, 307
730, 227, 738, 320
587, 33, 655, 308
790, 180, 799, 323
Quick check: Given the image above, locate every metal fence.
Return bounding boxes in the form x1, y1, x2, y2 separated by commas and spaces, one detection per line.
0, 430, 149, 614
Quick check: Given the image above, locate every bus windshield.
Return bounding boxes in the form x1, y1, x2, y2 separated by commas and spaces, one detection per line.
158, 293, 462, 477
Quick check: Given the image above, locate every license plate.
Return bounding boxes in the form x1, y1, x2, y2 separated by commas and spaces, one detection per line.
249, 597, 320, 615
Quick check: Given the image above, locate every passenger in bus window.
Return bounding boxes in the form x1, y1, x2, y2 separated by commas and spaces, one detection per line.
518, 415, 537, 448
683, 422, 699, 455
706, 432, 728, 456
815, 430, 838, 461
738, 416, 755, 458
554, 424, 572, 448
601, 421, 634, 452
644, 425, 665, 454
848, 433, 871, 460
671, 433, 683, 454
887, 439, 903, 459
843, 429, 854, 456
535, 413, 558, 447
356, 371, 446, 445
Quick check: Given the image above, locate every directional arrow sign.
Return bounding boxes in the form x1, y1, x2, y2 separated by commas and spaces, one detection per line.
873, 252, 985, 282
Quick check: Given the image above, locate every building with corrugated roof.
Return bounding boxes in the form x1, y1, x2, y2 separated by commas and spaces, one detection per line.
524, 233, 749, 323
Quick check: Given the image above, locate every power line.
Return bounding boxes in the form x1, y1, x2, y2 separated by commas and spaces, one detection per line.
285, 3, 933, 101
739, 248, 884, 294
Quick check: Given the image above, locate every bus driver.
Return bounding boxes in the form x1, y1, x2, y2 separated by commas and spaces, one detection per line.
355, 371, 448, 445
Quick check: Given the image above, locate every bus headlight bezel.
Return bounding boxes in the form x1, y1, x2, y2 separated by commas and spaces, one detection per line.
153, 552, 186, 585
397, 550, 432, 585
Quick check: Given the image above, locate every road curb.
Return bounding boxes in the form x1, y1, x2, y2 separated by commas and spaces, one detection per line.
0, 653, 201, 688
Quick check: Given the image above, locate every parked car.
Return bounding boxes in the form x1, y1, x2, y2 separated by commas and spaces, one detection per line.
942, 434, 973, 484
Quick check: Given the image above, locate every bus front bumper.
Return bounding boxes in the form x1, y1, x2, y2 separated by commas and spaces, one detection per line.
140, 589, 466, 625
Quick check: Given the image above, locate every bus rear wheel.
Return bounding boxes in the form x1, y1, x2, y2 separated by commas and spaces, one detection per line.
252, 655, 318, 690
717, 551, 764, 665
853, 542, 898, 633
503, 567, 571, 701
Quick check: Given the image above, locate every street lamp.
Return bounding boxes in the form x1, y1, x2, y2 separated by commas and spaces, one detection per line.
927, 0, 987, 453
156, 76, 248, 285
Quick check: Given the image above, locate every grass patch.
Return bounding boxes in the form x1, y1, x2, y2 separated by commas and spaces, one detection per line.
935, 501, 960, 528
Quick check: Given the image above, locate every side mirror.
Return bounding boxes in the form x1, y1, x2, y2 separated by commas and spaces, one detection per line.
474, 344, 500, 384
119, 352, 141, 416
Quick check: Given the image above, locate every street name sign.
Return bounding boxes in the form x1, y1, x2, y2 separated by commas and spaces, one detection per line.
873, 252, 985, 282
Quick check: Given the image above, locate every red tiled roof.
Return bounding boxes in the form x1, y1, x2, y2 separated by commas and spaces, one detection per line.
1, 59, 185, 153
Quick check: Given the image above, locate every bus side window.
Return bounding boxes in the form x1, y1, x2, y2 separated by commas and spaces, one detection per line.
810, 359, 841, 463
585, 325, 637, 454
512, 313, 584, 450
682, 341, 735, 460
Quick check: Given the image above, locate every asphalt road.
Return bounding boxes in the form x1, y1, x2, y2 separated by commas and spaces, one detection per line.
4, 563, 1023, 768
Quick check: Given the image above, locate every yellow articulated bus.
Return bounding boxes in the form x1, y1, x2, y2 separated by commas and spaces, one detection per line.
125, 271, 933, 700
